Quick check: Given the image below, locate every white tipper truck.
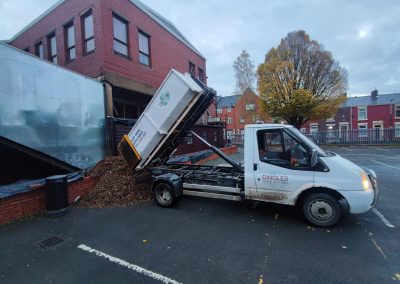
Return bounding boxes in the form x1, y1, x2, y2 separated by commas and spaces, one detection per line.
118, 69, 378, 227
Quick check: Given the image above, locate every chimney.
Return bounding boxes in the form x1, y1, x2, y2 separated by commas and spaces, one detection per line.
371, 89, 378, 98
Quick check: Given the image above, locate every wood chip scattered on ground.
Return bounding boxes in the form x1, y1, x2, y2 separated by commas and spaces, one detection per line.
75, 156, 152, 208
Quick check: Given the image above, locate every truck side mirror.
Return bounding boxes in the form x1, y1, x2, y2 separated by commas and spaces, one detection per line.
310, 149, 318, 167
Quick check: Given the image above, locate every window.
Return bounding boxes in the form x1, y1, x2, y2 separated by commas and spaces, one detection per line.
217, 108, 222, 114
257, 129, 309, 168
227, 107, 232, 113
246, 104, 255, 111
23, 47, 30, 53
82, 10, 95, 54
47, 33, 57, 64
326, 125, 335, 138
35, 41, 44, 59
240, 117, 244, 123
253, 115, 260, 123
214, 131, 218, 142
189, 62, 195, 76
358, 124, 368, 137
310, 125, 318, 134
395, 105, 400, 118
227, 117, 232, 124
113, 14, 129, 57
138, 30, 150, 66
198, 68, 204, 82
310, 125, 318, 140
395, 123, 400, 138
64, 22, 76, 61
186, 133, 193, 144
358, 106, 367, 120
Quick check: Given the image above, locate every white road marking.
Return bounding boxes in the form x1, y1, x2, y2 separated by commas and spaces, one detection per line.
372, 208, 395, 228
371, 160, 400, 170
343, 147, 353, 151
78, 244, 182, 284
370, 237, 387, 259
375, 147, 390, 152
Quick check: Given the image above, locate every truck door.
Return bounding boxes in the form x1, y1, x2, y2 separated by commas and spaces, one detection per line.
253, 128, 314, 204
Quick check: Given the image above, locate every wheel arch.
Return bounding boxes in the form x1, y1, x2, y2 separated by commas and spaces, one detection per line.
295, 187, 349, 214
152, 173, 183, 197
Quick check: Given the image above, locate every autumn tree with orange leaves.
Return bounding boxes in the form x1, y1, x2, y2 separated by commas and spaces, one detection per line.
257, 30, 348, 129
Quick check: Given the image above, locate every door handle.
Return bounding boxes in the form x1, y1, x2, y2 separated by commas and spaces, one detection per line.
254, 163, 258, 171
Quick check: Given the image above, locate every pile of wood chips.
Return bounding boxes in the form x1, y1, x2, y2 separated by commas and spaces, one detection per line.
75, 156, 152, 208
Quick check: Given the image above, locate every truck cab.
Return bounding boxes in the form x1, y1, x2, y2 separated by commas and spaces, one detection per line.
244, 124, 378, 226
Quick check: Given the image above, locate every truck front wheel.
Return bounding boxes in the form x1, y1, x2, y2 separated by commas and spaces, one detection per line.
154, 182, 176, 208
302, 193, 342, 227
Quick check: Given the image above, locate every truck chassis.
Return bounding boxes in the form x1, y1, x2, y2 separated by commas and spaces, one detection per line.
150, 164, 244, 202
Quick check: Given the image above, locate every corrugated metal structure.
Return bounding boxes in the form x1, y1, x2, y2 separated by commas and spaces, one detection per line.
0, 42, 106, 170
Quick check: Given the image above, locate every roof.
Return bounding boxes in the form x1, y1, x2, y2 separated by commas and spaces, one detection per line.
129, 0, 205, 60
7, 0, 205, 60
343, 93, 400, 107
216, 95, 242, 108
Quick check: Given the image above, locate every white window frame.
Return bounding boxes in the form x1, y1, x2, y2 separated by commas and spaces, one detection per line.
227, 107, 232, 113
227, 117, 232, 124
395, 123, 400, 137
217, 108, 222, 114
358, 123, 368, 137
186, 133, 193, 145
310, 124, 318, 134
252, 115, 260, 123
240, 117, 244, 123
326, 124, 335, 138
358, 106, 367, 120
395, 104, 400, 118
246, 104, 255, 111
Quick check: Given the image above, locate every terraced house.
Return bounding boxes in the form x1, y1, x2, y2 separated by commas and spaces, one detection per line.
302, 90, 400, 144
7, 0, 207, 120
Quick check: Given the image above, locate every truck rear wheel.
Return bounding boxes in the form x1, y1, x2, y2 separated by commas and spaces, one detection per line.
154, 182, 175, 208
302, 193, 342, 227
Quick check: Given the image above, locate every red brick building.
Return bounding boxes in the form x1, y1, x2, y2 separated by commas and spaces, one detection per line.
302, 91, 400, 143
7, 0, 207, 119
215, 90, 270, 139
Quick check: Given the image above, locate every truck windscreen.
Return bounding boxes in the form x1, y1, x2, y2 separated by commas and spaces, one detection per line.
288, 127, 328, 157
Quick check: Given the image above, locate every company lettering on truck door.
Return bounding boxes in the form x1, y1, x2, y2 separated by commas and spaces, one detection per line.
253, 128, 313, 203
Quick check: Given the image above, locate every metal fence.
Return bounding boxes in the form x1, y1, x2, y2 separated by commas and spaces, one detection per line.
228, 128, 400, 145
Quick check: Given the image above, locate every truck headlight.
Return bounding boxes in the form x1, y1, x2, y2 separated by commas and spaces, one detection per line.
361, 172, 372, 191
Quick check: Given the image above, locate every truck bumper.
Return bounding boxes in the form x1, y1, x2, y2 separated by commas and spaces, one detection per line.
341, 190, 375, 214
341, 176, 378, 214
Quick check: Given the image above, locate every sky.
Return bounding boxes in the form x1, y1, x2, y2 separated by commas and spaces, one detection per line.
0, 0, 399, 97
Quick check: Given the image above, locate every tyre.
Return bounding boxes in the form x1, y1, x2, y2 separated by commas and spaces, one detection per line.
302, 193, 342, 227
153, 182, 175, 208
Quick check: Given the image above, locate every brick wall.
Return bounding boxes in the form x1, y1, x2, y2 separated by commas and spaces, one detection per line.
10, 0, 206, 88
234, 90, 270, 131
175, 125, 224, 155
0, 177, 98, 225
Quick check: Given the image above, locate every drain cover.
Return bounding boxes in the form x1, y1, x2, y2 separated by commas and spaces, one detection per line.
36, 236, 65, 250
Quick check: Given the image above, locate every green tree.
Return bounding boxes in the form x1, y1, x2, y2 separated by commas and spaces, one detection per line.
233, 50, 256, 95
257, 30, 348, 129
